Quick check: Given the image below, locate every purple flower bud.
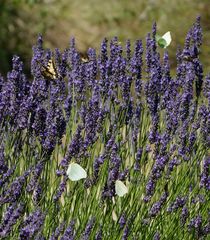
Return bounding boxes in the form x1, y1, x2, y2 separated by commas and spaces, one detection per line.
167, 157, 181, 175
121, 216, 134, 240
0, 203, 24, 238
1, 171, 29, 204
56, 169, 65, 177
193, 16, 202, 47
203, 213, 210, 236
27, 162, 44, 193
54, 48, 67, 79
81, 218, 95, 240
134, 147, 143, 171
203, 74, 210, 102
153, 231, 160, 240
145, 145, 151, 153
126, 40, 131, 61
35, 233, 46, 240
60, 125, 83, 168
198, 105, 209, 144
180, 206, 189, 226
32, 106, 47, 140
0, 203, 16, 236
60, 220, 75, 240
167, 196, 188, 213
188, 215, 203, 237
93, 155, 105, 181
0, 166, 16, 188
149, 191, 168, 217
64, 94, 72, 121
122, 224, 129, 240
43, 105, 66, 153
0, 145, 8, 175
33, 184, 42, 204
119, 213, 127, 229
95, 226, 102, 240
151, 156, 169, 180
20, 209, 45, 239
133, 40, 143, 98
50, 221, 66, 240
119, 168, 129, 181
200, 156, 210, 190
145, 178, 156, 200
53, 176, 68, 202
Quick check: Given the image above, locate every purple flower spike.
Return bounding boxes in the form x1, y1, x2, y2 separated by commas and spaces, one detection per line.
20, 208, 45, 240
50, 221, 66, 240
153, 231, 160, 240
0, 203, 24, 238
119, 213, 127, 229
81, 217, 95, 240
122, 224, 129, 240
1, 172, 29, 204
95, 226, 102, 240
200, 156, 210, 190
167, 196, 188, 213
53, 176, 68, 202
60, 220, 75, 240
149, 191, 168, 217
188, 215, 203, 238
180, 206, 189, 226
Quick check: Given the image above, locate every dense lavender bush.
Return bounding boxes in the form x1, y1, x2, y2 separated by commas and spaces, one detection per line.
0, 17, 209, 239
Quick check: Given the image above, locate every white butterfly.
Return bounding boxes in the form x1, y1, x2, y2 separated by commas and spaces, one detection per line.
115, 180, 128, 197
156, 31, 172, 48
66, 163, 87, 181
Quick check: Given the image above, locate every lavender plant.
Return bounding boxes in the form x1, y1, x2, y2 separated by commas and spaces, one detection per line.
0, 17, 209, 239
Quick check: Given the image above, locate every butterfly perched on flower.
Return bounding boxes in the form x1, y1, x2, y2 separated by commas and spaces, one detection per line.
66, 162, 87, 181
41, 58, 58, 80
80, 52, 90, 64
81, 57, 89, 63
115, 180, 128, 197
182, 54, 197, 62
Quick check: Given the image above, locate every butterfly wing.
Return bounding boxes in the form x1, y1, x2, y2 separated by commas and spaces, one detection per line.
115, 180, 128, 197
66, 163, 87, 181
81, 57, 89, 63
41, 59, 58, 80
161, 31, 172, 48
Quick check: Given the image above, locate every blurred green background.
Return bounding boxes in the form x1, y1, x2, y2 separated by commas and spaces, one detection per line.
1, 0, 210, 76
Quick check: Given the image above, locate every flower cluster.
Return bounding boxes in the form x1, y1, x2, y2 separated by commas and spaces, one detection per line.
0, 17, 209, 239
